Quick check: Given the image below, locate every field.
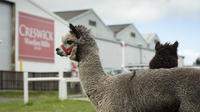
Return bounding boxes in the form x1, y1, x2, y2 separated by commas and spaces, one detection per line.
0, 91, 95, 112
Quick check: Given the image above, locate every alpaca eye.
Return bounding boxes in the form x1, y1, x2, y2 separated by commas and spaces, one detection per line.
67, 40, 74, 45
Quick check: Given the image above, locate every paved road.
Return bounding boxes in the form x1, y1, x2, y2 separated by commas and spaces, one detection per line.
69, 97, 89, 101
0, 98, 22, 102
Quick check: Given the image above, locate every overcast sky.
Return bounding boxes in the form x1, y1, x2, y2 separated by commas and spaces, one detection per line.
32, 0, 200, 65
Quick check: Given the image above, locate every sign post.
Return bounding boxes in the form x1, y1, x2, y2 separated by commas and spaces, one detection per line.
20, 59, 23, 72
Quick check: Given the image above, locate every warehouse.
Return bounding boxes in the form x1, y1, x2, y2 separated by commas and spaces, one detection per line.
55, 9, 184, 69
0, 0, 72, 72
0, 0, 184, 73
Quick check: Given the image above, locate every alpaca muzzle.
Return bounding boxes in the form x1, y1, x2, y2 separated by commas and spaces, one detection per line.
61, 45, 73, 55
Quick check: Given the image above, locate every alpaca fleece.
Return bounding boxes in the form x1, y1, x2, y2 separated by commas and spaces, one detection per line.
57, 24, 200, 112
149, 41, 178, 69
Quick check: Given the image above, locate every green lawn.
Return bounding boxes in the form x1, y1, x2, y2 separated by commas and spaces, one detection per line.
0, 91, 96, 112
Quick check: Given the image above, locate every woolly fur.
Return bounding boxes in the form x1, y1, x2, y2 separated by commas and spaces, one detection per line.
57, 24, 200, 112
149, 41, 179, 69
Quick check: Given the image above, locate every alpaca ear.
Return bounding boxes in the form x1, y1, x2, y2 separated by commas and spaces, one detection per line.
69, 23, 80, 39
173, 41, 179, 48
155, 41, 160, 50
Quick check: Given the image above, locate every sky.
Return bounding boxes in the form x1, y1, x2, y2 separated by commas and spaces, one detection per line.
32, 0, 200, 65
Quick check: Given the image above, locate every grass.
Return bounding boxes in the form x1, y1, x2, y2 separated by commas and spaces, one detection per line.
0, 91, 96, 112
0, 99, 96, 112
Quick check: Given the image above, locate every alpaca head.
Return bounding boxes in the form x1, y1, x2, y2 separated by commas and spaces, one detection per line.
155, 41, 179, 58
56, 23, 96, 61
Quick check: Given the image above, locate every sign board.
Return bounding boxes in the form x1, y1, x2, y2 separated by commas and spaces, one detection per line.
18, 12, 54, 62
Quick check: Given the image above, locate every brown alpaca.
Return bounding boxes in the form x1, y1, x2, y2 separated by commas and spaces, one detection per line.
149, 41, 178, 69
56, 24, 200, 112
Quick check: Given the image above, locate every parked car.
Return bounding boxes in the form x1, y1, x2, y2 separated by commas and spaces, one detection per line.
125, 64, 149, 71
104, 68, 123, 75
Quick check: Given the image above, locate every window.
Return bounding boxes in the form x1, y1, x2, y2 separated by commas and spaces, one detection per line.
130, 32, 136, 38
89, 20, 96, 27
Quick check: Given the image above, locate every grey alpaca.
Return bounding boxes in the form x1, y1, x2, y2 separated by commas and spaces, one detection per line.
56, 24, 200, 112
149, 41, 179, 69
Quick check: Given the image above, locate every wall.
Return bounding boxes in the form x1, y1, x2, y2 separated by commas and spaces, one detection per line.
96, 39, 122, 68
0, 1, 12, 70
142, 49, 155, 64
124, 46, 140, 65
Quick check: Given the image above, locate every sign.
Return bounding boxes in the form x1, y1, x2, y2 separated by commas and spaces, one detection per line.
18, 12, 54, 62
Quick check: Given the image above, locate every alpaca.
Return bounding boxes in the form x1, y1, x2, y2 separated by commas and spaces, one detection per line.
149, 41, 179, 69
56, 24, 200, 112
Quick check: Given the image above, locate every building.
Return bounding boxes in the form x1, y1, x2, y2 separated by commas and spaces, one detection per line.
108, 24, 155, 66
0, 0, 184, 72
55, 9, 184, 68
0, 0, 72, 72
143, 33, 160, 50
55, 9, 156, 69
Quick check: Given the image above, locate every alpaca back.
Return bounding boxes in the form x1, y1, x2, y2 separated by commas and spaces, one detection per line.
115, 68, 200, 112
100, 67, 200, 112
130, 67, 200, 105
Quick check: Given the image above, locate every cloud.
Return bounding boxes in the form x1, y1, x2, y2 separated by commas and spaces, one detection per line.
179, 49, 200, 65
33, 0, 200, 23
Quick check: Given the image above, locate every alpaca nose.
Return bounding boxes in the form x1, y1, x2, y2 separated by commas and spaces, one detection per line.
56, 48, 59, 51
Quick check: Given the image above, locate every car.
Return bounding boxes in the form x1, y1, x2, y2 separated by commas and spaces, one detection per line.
104, 68, 123, 75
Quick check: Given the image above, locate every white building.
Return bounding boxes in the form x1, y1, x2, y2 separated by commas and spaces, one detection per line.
0, 0, 72, 72
55, 9, 185, 69
108, 24, 155, 66
0, 0, 184, 72
143, 33, 160, 50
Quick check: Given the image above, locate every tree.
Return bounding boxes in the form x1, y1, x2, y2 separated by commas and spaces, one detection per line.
194, 57, 200, 65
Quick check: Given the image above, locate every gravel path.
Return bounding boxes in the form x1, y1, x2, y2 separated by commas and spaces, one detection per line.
0, 98, 23, 102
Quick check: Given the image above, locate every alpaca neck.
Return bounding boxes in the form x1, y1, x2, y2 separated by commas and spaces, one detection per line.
78, 44, 107, 97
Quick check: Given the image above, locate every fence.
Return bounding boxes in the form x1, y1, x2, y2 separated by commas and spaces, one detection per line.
23, 71, 80, 104
0, 71, 23, 90
0, 71, 74, 91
